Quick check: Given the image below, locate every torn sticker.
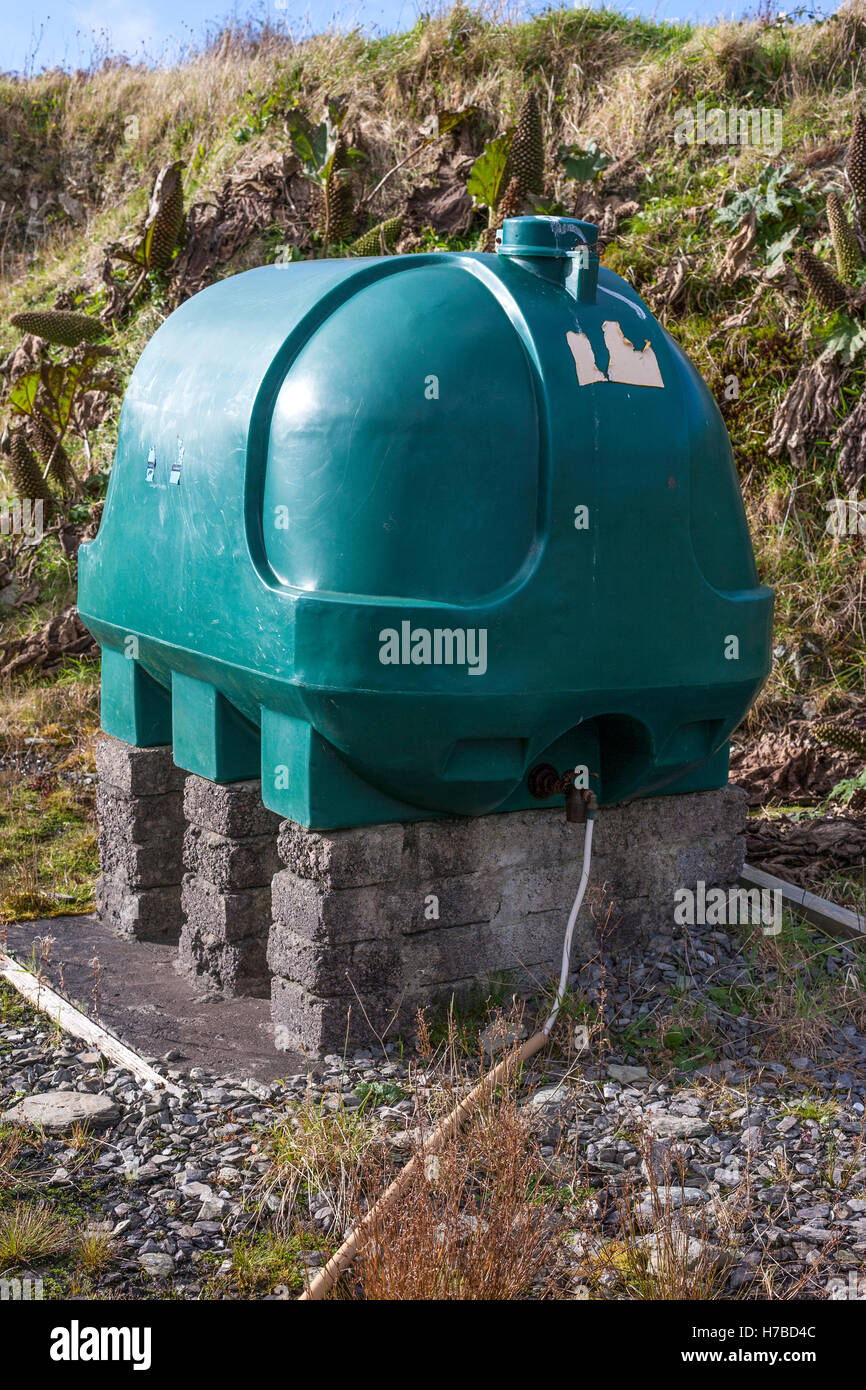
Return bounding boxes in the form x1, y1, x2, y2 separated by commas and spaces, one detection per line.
602, 320, 664, 388
566, 330, 607, 386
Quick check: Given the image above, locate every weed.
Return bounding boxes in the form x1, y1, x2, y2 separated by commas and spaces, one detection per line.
259, 1093, 380, 1236
0, 1200, 69, 1270
73, 1220, 115, 1275
347, 1050, 562, 1300
215, 1230, 321, 1297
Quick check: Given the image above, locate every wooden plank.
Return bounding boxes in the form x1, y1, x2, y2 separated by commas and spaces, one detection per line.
740, 863, 866, 943
0, 950, 183, 1096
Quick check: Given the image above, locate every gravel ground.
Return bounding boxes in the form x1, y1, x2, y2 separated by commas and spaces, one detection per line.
1, 909, 865, 1300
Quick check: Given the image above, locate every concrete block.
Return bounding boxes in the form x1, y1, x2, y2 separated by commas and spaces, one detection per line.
183, 824, 280, 891
277, 820, 405, 888
177, 924, 269, 998
97, 830, 184, 889
268, 783, 747, 1054
95, 737, 186, 797
271, 976, 408, 1054
267, 923, 400, 997
96, 785, 184, 843
180, 874, 271, 944
95, 878, 182, 943
184, 776, 279, 838
271, 870, 413, 945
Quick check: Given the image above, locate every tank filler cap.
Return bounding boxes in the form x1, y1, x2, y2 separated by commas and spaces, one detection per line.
496, 216, 599, 302
497, 215, 598, 259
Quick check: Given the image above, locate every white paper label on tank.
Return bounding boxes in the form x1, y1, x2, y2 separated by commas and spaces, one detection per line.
566, 331, 607, 386
566, 323, 665, 390
602, 321, 664, 388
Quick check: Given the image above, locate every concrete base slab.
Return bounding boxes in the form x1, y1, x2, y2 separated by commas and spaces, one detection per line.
2, 915, 297, 1081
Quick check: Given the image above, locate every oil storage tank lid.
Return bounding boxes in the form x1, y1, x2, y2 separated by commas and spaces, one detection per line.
497, 215, 598, 259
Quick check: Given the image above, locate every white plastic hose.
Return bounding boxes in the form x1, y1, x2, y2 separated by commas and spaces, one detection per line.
542, 814, 595, 1036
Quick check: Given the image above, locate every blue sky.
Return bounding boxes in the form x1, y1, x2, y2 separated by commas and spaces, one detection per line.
5, 0, 834, 76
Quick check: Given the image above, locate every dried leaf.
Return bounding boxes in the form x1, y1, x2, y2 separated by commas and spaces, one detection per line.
718, 209, 757, 286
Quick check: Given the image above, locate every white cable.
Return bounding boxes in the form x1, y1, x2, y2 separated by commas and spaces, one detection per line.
542, 816, 595, 1037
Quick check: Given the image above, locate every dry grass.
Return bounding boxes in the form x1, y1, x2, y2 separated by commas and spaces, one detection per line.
345, 1050, 563, 1301
3, 8, 866, 727
0, 671, 99, 921
260, 1090, 381, 1237
3, 1, 866, 287
745, 919, 866, 1059
0, 672, 99, 771
0, 1200, 69, 1270
0, 1126, 24, 1195
73, 1220, 116, 1275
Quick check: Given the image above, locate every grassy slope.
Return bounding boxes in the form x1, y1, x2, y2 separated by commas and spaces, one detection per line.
1, 3, 865, 913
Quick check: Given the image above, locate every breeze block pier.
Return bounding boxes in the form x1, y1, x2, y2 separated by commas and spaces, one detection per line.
177, 776, 280, 998
94, 737, 187, 942
267, 786, 747, 1054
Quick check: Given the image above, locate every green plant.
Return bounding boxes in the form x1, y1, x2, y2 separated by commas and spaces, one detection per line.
791, 118, 866, 363
9, 311, 105, 347
348, 217, 403, 257
826, 190, 862, 281
354, 1079, 409, 1106
816, 309, 866, 363
813, 719, 866, 808
558, 139, 612, 184
812, 721, 866, 759
845, 108, 866, 217
74, 1221, 115, 1274
259, 1094, 379, 1233
6, 429, 51, 504
219, 1231, 316, 1296
103, 163, 185, 312
2, 335, 119, 501
286, 105, 362, 249
794, 246, 847, 311
781, 1093, 839, 1124
479, 176, 528, 250
467, 134, 513, 229
504, 90, 544, 197
715, 163, 805, 232
233, 64, 303, 143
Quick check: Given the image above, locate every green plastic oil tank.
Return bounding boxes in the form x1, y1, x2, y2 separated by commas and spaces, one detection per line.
78, 216, 773, 829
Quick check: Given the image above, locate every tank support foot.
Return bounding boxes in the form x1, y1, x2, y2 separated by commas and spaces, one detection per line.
100, 647, 172, 747
171, 672, 260, 782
